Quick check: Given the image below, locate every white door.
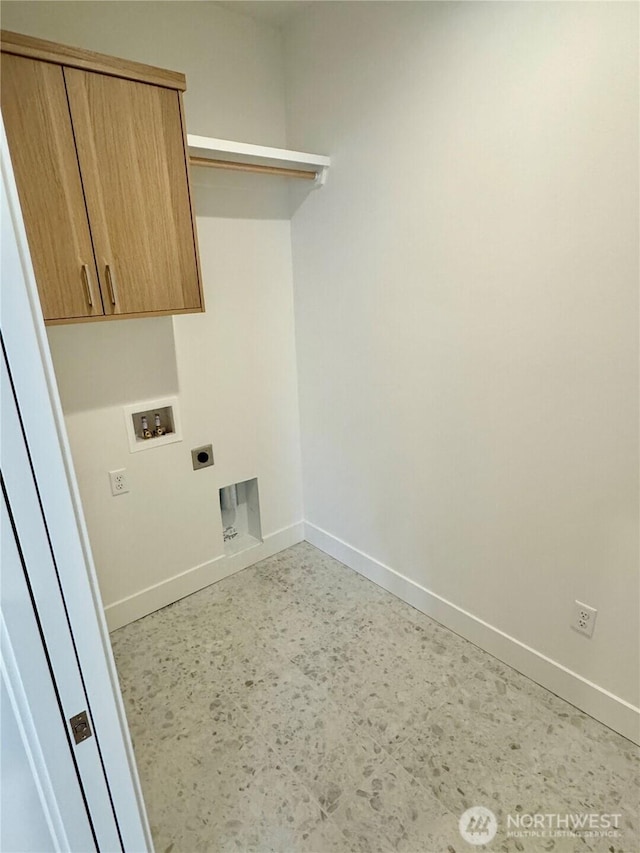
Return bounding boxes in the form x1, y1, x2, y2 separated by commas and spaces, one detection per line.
1, 456, 97, 851
1, 119, 151, 851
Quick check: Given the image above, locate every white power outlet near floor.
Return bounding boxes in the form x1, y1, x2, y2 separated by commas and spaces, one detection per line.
109, 469, 129, 496
571, 600, 597, 637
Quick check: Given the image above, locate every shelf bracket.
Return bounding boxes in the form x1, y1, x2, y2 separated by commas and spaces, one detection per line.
314, 166, 328, 187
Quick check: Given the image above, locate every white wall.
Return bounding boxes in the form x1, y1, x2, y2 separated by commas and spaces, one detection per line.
285, 1, 639, 719
2, 1, 304, 627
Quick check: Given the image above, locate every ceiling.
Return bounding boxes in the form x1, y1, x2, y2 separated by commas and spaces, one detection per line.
216, 1, 314, 28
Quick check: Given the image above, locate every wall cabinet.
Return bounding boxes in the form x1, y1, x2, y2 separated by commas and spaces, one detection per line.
1, 32, 203, 323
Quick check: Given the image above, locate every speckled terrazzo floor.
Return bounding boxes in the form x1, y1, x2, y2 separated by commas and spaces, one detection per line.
110, 542, 640, 853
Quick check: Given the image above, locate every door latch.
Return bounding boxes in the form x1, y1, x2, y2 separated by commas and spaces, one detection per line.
69, 710, 92, 744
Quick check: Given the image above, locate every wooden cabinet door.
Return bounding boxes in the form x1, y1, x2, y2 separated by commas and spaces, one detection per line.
1, 54, 102, 320
64, 68, 202, 317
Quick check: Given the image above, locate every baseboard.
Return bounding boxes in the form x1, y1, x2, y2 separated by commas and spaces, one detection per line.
104, 517, 639, 743
304, 522, 640, 745
105, 522, 305, 632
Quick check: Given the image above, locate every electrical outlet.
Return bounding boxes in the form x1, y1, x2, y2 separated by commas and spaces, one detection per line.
109, 469, 129, 496
191, 444, 214, 471
571, 600, 597, 638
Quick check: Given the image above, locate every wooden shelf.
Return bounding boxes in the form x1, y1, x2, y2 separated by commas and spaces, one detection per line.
187, 134, 330, 185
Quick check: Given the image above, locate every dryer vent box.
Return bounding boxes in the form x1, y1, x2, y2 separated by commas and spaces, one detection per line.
219, 478, 262, 556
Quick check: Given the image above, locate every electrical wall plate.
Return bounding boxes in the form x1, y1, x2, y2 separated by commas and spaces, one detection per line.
571, 600, 597, 638
191, 445, 214, 470
123, 396, 182, 453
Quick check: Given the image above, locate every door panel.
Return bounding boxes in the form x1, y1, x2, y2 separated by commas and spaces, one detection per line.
1, 498, 96, 853
1, 677, 58, 853
0, 54, 102, 320
1, 348, 123, 852
64, 68, 202, 316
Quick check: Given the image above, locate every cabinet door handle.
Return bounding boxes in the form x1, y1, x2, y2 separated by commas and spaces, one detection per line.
105, 264, 118, 306
81, 264, 94, 308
